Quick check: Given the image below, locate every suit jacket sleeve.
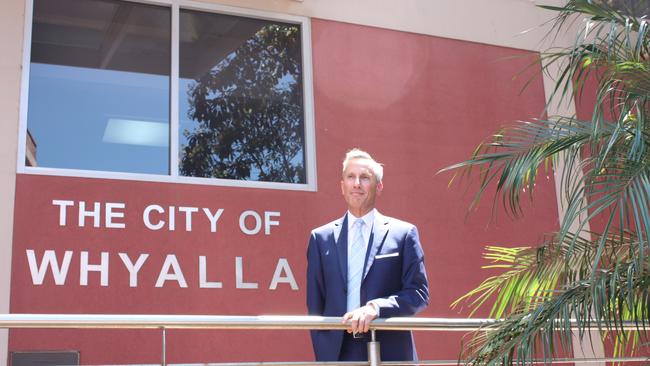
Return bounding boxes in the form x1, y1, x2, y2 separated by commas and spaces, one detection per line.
306, 231, 324, 316
306, 230, 337, 361
371, 225, 429, 318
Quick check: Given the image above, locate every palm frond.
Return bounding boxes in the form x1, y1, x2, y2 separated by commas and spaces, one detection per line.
446, 1, 650, 364
440, 118, 595, 218
461, 250, 650, 365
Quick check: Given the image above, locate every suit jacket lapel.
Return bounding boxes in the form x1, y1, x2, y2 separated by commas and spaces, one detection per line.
334, 214, 348, 285
363, 212, 389, 280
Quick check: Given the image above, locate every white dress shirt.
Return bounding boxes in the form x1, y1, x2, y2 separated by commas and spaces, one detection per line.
346, 209, 380, 315
346, 209, 375, 252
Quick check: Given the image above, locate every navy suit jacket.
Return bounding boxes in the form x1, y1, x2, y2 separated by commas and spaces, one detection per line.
306, 211, 429, 361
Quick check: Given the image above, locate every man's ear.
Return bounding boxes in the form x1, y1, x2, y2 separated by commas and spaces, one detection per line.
340, 180, 345, 195
377, 181, 384, 195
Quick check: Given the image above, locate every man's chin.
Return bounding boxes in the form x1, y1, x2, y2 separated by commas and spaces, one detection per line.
348, 200, 365, 208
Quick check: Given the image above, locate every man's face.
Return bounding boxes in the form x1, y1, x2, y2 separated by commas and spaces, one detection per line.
340, 158, 383, 216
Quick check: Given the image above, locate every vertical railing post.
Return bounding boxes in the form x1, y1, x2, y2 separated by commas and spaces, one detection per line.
367, 329, 381, 366
161, 327, 167, 366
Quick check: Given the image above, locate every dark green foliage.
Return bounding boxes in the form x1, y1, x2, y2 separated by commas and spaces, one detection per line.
443, 1, 650, 364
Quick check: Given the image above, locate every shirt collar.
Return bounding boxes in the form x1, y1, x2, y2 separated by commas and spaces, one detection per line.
347, 208, 375, 231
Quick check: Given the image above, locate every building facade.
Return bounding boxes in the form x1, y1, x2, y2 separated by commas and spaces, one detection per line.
1, 0, 580, 364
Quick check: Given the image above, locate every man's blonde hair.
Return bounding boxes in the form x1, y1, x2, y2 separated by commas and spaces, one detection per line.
342, 148, 384, 183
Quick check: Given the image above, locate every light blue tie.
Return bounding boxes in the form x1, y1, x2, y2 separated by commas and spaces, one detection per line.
347, 218, 366, 312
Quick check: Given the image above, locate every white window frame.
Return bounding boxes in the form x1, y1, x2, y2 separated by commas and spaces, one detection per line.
17, 0, 317, 192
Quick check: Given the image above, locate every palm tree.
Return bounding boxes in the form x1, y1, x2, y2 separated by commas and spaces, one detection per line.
443, 1, 650, 364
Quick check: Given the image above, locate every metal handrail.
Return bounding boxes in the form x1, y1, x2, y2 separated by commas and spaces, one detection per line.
0, 314, 498, 330
0, 313, 646, 330
2, 314, 648, 365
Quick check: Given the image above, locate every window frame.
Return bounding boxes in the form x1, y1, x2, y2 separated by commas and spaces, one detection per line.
17, 0, 317, 191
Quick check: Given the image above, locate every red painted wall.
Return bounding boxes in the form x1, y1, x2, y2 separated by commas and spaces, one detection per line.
10, 18, 559, 364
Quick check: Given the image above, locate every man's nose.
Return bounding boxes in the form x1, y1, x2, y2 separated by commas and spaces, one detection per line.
353, 177, 361, 186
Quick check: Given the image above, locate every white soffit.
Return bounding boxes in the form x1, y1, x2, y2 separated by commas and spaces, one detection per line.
195, 0, 573, 52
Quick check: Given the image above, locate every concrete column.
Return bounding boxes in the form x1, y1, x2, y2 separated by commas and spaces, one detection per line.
0, 0, 26, 363
543, 58, 606, 366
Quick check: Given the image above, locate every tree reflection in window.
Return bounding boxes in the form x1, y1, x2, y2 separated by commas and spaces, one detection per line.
180, 20, 305, 183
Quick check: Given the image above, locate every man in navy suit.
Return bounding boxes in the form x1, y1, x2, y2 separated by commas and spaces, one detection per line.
306, 149, 429, 361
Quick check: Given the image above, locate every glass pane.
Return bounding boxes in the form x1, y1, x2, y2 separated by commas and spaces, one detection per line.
179, 10, 306, 183
27, 0, 170, 174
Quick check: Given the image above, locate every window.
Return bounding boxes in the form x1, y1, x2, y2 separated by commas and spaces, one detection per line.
27, 0, 170, 174
20, 0, 315, 189
179, 10, 306, 183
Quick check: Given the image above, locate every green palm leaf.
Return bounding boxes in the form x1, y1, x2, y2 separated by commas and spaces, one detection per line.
458, 233, 650, 365
445, 1, 650, 364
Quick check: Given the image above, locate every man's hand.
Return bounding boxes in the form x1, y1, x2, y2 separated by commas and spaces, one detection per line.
342, 304, 378, 334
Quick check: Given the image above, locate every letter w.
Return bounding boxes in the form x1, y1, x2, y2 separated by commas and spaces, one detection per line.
26, 250, 73, 285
